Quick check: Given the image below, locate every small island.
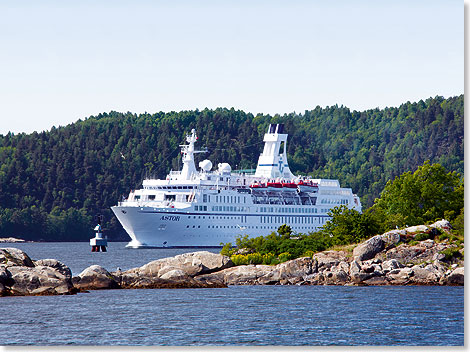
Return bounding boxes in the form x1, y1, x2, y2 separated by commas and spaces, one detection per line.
0, 219, 463, 297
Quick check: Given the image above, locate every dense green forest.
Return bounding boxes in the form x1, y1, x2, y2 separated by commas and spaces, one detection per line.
0, 94, 464, 241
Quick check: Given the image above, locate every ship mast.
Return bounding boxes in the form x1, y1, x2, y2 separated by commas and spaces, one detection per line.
178, 129, 206, 181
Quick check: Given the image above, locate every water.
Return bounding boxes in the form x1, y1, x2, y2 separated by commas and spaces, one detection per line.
0, 243, 464, 346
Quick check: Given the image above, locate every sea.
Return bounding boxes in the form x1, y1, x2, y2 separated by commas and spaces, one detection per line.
0, 242, 464, 346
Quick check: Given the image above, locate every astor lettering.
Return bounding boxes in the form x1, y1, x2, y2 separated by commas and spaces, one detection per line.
160, 215, 180, 221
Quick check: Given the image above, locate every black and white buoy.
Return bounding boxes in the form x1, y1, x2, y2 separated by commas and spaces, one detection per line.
90, 215, 107, 252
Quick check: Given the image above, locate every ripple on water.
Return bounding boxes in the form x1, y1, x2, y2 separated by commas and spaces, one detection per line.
0, 243, 464, 346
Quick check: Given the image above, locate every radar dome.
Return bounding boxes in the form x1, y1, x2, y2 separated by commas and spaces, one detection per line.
199, 159, 212, 172
218, 163, 232, 173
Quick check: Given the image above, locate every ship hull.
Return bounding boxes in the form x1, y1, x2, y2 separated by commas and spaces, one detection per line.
111, 205, 327, 248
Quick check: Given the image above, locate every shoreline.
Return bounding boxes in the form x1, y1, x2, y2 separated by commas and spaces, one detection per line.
0, 220, 464, 296
0, 237, 27, 243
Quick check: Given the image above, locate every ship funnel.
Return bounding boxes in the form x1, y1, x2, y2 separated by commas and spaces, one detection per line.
254, 124, 294, 179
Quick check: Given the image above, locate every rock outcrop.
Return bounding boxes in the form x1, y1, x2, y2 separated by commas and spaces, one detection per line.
1, 247, 35, 267
195, 220, 463, 287
0, 248, 75, 296
72, 265, 120, 291
0, 249, 232, 296
114, 251, 232, 289
353, 235, 384, 261
441, 267, 464, 285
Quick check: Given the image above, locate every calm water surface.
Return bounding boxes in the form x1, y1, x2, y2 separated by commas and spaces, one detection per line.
0, 242, 464, 346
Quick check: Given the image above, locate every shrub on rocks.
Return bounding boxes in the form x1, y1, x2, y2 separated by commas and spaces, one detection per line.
440, 247, 462, 262
278, 252, 292, 263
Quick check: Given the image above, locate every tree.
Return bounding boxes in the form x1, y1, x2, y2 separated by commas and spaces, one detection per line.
373, 161, 464, 228
319, 205, 384, 245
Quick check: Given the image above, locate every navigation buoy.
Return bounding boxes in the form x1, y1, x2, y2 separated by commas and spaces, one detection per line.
90, 215, 108, 252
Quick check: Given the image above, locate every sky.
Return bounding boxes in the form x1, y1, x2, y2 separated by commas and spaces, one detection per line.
0, 0, 464, 135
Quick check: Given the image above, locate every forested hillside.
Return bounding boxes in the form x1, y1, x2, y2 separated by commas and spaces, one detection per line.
0, 95, 463, 241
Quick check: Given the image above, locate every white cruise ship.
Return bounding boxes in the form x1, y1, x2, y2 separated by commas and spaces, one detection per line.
111, 124, 361, 248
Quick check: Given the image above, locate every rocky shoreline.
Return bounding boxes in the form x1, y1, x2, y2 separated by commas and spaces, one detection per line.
0, 220, 464, 296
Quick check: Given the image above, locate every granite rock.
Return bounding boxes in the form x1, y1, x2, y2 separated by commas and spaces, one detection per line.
8, 265, 75, 295
73, 265, 120, 291
0, 248, 35, 267
353, 235, 384, 261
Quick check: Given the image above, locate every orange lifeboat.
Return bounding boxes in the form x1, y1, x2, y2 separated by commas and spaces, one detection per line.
297, 180, 318, 192
250, 182, 267, 189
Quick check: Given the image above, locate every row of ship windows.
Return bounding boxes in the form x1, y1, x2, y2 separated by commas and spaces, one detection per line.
261, 216, 326, 224
186, 215, 328, 224
320, 199, 349, 205
188, 215, 240, 220
202, 195, 247, 204
259, 206, 319, 214
185, 225, 319, 230
194, 205, 332, 214
319, 190, 350, 195
145, 186, 197, 190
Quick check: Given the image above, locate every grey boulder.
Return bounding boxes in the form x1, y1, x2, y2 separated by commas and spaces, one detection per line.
353, 235, 384, 261
7, 265, 75, 296
73, 265, 120, 290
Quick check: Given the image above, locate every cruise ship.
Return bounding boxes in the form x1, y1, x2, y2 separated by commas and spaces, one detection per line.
111, 124, 362, 248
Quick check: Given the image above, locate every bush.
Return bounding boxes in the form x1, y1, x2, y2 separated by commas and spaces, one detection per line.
304, 250, 316, 258
414, 232, 432, 241
373, 161, 464, 228
319, 205, 384, 245
231, 254, 249, 266
278, 252, 292, 263
246, 253, 263, 265
451, 207, 464, 237
439, 233, 450, 241
220, 242, 234, 256
262, 252, 277, 265
440, 247, 462, 261
230, 252, 280, 266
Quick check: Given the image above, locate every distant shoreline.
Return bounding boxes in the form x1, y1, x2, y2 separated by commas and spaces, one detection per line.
0, 237, 27, 243
0, 239, 132, 244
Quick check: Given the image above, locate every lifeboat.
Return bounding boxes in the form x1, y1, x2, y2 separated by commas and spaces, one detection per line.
267, 182, 283, 191
297, 180, 318, 193
281, 182, 297, 190
250, 183, 267, 189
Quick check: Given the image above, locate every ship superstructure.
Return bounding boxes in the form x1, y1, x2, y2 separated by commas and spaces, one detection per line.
111, 124, 361, 248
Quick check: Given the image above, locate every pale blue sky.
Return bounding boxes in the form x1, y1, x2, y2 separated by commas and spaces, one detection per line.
0, 0, 463, 135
